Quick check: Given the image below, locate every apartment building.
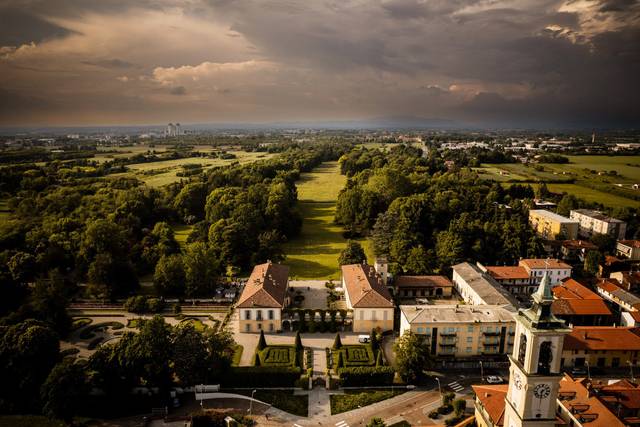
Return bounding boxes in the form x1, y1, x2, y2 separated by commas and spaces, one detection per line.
519, 258, 572, 286
570, 209, 627, 240
451, 262, 518, 309
617, 240, 640, 260
561, 326, 640, 369
529, 209, 579, 240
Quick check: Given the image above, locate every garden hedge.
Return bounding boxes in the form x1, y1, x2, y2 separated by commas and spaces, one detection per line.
336, 366, 395, 386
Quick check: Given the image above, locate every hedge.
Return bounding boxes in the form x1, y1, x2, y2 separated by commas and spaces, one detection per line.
336, 366, 395, 386
222, 367, 302, 387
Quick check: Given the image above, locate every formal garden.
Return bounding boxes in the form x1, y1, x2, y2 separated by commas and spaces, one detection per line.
281, 308, 353, 332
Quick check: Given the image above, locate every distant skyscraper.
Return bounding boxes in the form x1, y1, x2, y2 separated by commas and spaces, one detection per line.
175, 123, 182, 136
592, 132, 596, 144
165, 122, 183, 137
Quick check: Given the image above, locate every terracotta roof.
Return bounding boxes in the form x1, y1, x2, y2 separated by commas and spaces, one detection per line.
605, 255, 623, 265
553, 279, 601, 300
394, 275, 453, 288
600, 380, 640, 410
599, 280, 622, 293
630, 311, 640, 322
519, 258, 572, 269
341, 264, 394, 308
473, 384, 508, 426
562, 240, 598, 250
563, 326, 640, 351
558, 374, 626, 427
485, 266, 530, 280
619, 240, 640, 249
552, 299, 612, 316
237, 263, 289, 308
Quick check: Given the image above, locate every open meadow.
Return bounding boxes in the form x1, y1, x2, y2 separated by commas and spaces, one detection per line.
478, 155, 640, 209
283, 162, 374, 280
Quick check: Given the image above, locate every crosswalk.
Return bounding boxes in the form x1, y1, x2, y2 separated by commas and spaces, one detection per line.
335, 420, 350, 427
448, 381, 464, 393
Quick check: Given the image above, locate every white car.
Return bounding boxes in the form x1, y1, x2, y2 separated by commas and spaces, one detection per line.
486, 376, 504, 384
358, 335, 371, 343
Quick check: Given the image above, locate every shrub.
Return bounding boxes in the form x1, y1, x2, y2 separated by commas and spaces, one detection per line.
375, 350, 384, 367
88, 336, 104, 350
295, 331, 303, 350
60, 347, 80, 358
252, 352, 261, 366
445, 415, 466, 426
123, 295, 164, 314
257, 330, 267, 351
333, 333, 343, 349
428, 410, 439, 419
442, 392, 455, 405
453, 398, 467, 415
437, 404, 453, 415
71, 318, 92, 331
336, 366, 395, 386
222, 367, 302, 387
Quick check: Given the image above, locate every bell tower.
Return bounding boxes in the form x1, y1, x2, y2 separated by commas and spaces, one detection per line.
503, 271, 571, 427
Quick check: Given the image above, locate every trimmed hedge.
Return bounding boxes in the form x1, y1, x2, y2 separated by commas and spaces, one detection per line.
222, 367, 302, 387
255, 345, 300, 368
336, 366, 395, 386
79, 321, 125, 339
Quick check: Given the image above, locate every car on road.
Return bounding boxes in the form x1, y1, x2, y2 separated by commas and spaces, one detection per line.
358, 334, 371, 343
486, 375, 504, 384
571, 367, 587, 376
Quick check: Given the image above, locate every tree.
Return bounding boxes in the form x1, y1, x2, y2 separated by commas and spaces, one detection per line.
393, 331, 432, 383
375, 350, 384, 367
332, 333, 343, 350
366, 418, 386, 427
295, 331, 303, 351
184, 242, 220, 297
338, 240, 367, 266
585, 250, 604, 276
126, 315, 173, 390
154, 254, 186, 296
87, 253, 138, 299
371, 328, 379, 352
453, 398, 467, 416
30, 271, 71, 336
257, 329, 267, 351
590, 233, 616, 254
41, 360, 89, 423
172, 324, 210, 386
403, 245, 432, 274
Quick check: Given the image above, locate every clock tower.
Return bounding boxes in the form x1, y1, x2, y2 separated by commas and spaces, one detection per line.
503, 271, 571, 427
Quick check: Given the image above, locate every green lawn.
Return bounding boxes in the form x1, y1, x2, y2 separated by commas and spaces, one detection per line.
330, 389, 406, 415
172, 224, 194, 250
537, 183, 640, 209
283, 162, 348, 280
236, 390, 308, 417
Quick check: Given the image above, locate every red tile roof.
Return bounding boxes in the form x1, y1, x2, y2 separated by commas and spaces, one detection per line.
342, 264, 394, 308
553, 279, 601, 300
519, 258, 572, 269
552, 299, 612, 316
237, 262, 289, 308
558, 375, 626, 427
563, 326, 640, 351
394, 275, 453, 288
485, 266, 530, 280
562, 240, 598, 250
619, 240, 640, 249
473, 384, 508, 426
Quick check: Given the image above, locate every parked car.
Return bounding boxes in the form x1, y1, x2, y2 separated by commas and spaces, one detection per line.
358, 334, 371, 343
486, 376, 504, 384
571, 367, 587, 376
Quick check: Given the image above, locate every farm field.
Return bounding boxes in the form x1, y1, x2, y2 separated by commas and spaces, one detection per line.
283, 162, 374, 280
107, 150, 273, 187
478, 155, 640, 209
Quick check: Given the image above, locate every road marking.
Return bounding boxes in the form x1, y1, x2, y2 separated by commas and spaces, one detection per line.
448, 381, 465, 392
293, 424, 303, 427
335, 421, 349, 427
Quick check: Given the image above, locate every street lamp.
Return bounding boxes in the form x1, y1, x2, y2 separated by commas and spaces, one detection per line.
585, 361, 591, 380
248, 389, 257, 416
628, 361, 635, 382
479, 361, 484, 382
435, 377, 442, 397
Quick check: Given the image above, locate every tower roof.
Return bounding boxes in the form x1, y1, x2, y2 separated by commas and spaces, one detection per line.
533, 271, 554, 303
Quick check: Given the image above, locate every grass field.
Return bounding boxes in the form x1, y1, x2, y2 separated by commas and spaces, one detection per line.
477, 155, 640, 209
283, 162, 374, 280
172, 224, 194, 250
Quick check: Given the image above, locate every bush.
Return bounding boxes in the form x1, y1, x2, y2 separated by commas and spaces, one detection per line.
79, 321, 125, 339
60, 347, 80, 358
123, 296, 164, 314
222, 367, 302, 387
453, 398, 467, 415
88, 336, 104, 350
445, 415, 466, 426
336, 366, 395, 386
71, 318, 92, 331
333, 333, 343, 350
437, 404, 453, 415
330, 390, 405, 415
173, 303, 182, 314
428, 410, 439, 419
442, 392, 455, 405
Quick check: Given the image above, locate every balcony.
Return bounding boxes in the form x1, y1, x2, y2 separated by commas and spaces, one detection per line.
482, 331, 501, 336
440, 331, 457, 337
483, 339, 501, 346
439, 342, 457, 347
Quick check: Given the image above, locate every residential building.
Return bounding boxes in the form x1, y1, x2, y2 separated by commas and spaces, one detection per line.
561, 326, 640, 369
394, 275, 453, 299
237, 262, 290, 333
475, 272, 571, 427
621, 311, 640, 327
610, 271, 640, 292
341, 264, 394, 333
570, 209, 627, 240
452, 262, 518, 309
399, 305, 515, 360
551, 279, 613, 326
529, 209, 579, 240
617, 240, 640, 260
596, 279, 640, 313
476, 374, 638, 427
478, 264, 532, 295
560, 240, 598, 262
519, 258, 572, 286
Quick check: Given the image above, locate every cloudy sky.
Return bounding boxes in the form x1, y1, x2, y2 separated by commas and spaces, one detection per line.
0, 0, 638, 128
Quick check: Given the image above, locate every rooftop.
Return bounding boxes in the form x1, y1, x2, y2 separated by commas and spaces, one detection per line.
237, 262, 290, 308
452, 262, 518, 308
552, 279, 612, 316
394, 275, 453, 288
597, 279, 640, 309
557, 375, 626, 427
564, 326, 640, 351
484, 266, 530, 280
400, 304, 515, 324
571, 209, 625, 223
553, 279, 602, 300
341, 264, 394, 308
529, 209, 578, 224
519, 258, 572, 270
473, 384, 508, 426
619, 240, 640, 249
562, 240, 598, 250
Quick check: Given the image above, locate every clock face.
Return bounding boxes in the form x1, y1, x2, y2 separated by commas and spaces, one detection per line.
533, 383, 551, 399
514, 373, 523, 390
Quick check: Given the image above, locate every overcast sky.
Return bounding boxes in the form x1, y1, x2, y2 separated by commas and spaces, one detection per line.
0, 0, 638, 128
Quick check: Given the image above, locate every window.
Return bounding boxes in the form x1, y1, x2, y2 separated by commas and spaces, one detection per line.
360, 311, 364, 320
268, 310, 274, 320
518, 334, 527, 365
372, 310, 377, 320
245, 324, 251, 332
256, 311, 263, 321
383, 310, 388, 321
467, 337, 473, 343
269, 323, 274, 332
467, 326, 474, 332
257, 323, 262, 330
417, 327, 424, 333
466, 347, 472, 353
538, 341, 553, 375
245, 310, 251, 320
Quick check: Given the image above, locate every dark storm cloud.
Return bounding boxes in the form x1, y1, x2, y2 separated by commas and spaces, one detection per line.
0, 0, 638, 127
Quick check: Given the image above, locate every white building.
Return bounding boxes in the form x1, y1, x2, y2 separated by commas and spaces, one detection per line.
616, 240, 640, 260
451, 262, 518, 309
570, 209, 627, 240
518, 259, 572, 286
